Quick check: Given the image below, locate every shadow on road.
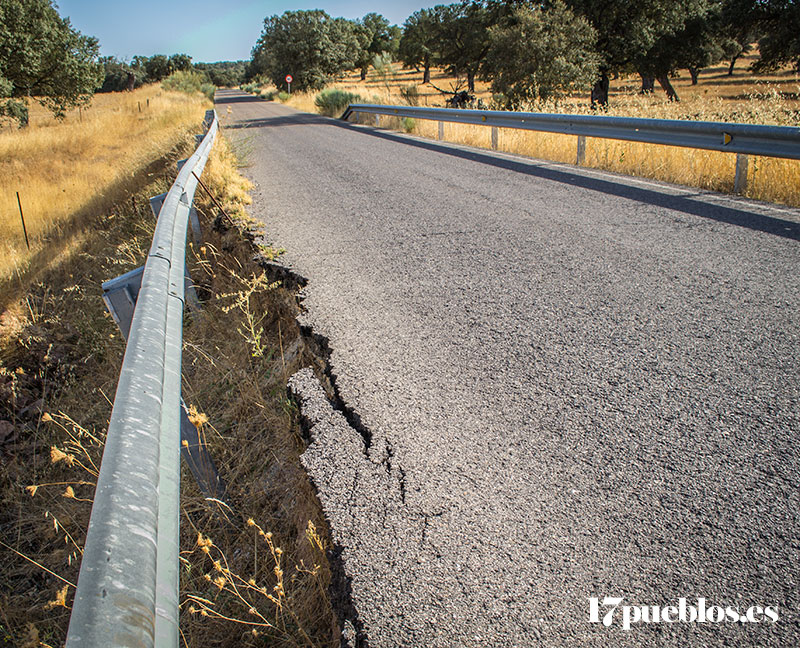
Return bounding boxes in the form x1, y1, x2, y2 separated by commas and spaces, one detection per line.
336, 122, 800, 242
224, 114, 331, 129
214, 93, 263, 104
216, 91, 800, 242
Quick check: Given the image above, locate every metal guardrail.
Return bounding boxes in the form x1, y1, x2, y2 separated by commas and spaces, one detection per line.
342, 104, 800, 193
65, 110, 218, 648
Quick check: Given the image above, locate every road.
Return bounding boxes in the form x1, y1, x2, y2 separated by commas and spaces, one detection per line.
216, 89, 800, 647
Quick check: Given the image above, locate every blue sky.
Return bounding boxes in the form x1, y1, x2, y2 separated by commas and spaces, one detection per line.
58, 0, 436, 63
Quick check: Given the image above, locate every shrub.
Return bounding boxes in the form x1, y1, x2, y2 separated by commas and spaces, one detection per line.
403, 117, 416, 133
314, 89, 362, 117
277, 91, 290, 102
400, 85, 419, 106
240, 82, 260, 94
261, 90, 276, 101
162, 70, 215, 101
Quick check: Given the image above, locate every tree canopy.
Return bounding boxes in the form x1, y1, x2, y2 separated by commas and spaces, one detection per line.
754, 0, 800, 72
0, 0, 102, 125
353, 13, 400, 80
433, 1, 502, 92
250, 10, 359, 91
399, 8, 438, 83
484, 1, 600, 106
563, 0, 715, 104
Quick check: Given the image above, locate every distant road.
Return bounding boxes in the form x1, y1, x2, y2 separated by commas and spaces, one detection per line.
217, 89, 800, 648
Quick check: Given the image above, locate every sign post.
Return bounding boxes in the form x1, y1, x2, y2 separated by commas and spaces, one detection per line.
285, 74, 293, 94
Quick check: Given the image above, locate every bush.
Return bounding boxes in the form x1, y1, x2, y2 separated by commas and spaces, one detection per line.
400, 85, 419, 106
162, 70, 215, 101
240, 82, 260, 94
402, 117, 416, 133
277, 91, 290, 102
97, 57, 146, 93
0, 98, 28, 127
314, 89, 363, 117
261, 90, 276, 101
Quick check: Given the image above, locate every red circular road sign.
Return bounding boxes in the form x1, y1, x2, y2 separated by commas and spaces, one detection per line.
285, 74, 293, 84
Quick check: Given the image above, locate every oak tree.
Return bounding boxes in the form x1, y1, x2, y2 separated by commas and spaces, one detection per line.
484, 1, 600, 106
0, 0, 102, 126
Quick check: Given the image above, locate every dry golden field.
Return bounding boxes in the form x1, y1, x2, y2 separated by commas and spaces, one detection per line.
0, 86, 209, 288
268, 53, 800, 207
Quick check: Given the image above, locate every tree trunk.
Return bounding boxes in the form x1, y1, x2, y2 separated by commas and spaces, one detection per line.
467, 70, 475, 93
657, 75, 680, 101
639, 74, 655, 94
727, 55, 739, 76
688, 67, 699, 85
126, 72, 135, 92
423, 56, 430, 84
591, 70, 610, 108
360, 67, 367, 81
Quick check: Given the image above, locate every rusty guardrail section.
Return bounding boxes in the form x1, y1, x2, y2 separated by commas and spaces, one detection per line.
65, 110, 218, 648
342, 104, 800, 193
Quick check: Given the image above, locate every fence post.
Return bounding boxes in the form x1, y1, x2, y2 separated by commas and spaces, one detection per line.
734, 153, 749, 194
491, 126, 498, 151
577, 135, 586, 166
16, 192, 30, 250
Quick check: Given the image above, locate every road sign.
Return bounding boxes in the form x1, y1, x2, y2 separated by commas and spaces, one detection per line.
285, 74, 293, 84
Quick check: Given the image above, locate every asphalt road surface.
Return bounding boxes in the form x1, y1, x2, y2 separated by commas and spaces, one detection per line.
216, 89, 799, 647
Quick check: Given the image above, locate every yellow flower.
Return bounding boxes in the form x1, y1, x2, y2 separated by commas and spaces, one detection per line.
44, 585, 69, 610
50, 447, 74, 465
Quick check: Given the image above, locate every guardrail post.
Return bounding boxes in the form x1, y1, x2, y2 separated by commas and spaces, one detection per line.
577, 135, 587, 166
438, 121, 444, 141
734, 153, 749, 194
188, 206, 202, 245
491, 126, 498, 151
375, 114, 380, 128
150, 192, 167, 218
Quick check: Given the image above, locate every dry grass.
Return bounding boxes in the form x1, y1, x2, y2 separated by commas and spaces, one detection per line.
259, 52, 800, 207
0, 86, 209, 287
0, 99, 337, 646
